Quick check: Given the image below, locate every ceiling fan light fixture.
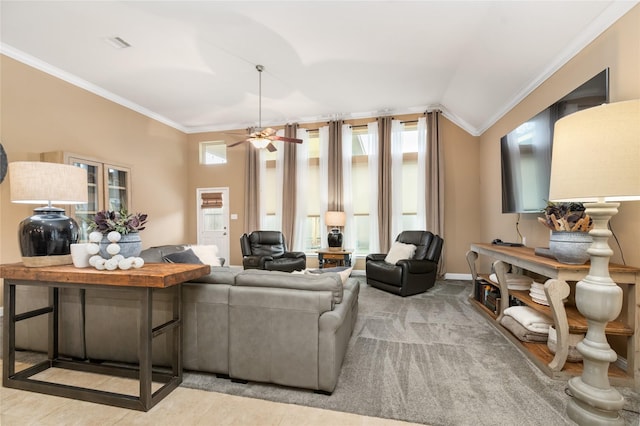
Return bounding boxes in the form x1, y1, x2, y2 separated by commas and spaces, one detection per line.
250, 137, 270, 149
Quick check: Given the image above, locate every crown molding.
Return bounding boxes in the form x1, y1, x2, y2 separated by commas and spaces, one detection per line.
0, 43, 187, 133
475, 0, 639, 136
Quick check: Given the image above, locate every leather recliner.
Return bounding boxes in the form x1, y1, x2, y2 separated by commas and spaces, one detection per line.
240, 230, 306, 272
366, 230, 444, 297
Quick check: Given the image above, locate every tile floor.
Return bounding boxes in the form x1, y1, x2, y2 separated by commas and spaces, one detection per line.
0, 361, 419, 425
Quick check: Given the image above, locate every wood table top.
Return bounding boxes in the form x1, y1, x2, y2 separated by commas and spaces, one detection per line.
0, 262, 211, 288
470, 243, 640, 274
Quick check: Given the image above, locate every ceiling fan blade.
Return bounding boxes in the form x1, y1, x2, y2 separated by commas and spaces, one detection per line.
227, 139, 249, 148
271, 135, 303, 144
266, 143, 277, 152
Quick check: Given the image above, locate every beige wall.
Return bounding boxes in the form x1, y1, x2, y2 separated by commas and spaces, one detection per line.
477, 5, 640, 273
0, 55, 189, 305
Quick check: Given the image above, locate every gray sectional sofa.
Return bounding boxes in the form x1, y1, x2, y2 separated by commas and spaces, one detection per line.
14, 244, 359, 393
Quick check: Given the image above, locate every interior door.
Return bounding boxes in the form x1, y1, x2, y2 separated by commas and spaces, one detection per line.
197, 187, 230, 262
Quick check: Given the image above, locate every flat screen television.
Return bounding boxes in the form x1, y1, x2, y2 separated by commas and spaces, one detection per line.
501, 69, 609, 214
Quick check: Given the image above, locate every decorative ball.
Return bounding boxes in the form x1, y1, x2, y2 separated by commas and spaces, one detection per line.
89, 231, 103, 243
105, 258, 119, 270
106, 243, 121, 255
89, 255, 103, 267
94, 258, 107, 270
118, 258, 133, 270
86, 243, 100, 255
132, 257, 145, 268
107, 231, 121, 243
112, 254, 124, 263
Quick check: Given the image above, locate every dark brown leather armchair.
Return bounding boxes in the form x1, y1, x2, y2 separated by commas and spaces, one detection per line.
240, 231, 306, 272
365, 230, 444, 296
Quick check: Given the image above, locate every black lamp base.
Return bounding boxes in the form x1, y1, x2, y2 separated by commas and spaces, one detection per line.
19, 207, 79, 267
327, 228, 343, 251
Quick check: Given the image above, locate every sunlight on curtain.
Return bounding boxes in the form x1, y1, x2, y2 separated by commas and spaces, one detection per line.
274, 131, 285, 231
258, 149, 267, 229
319, 126, 329, 242
292, 129, 309, 251
391, 119, 404, 239
367, 122, 380, 253
416, 116, 427, 229
342, 124, 354, 249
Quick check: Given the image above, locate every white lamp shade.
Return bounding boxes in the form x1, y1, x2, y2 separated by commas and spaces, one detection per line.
549, 99, 640, 202
9, 161, 88, 205
325, 211, 346, 227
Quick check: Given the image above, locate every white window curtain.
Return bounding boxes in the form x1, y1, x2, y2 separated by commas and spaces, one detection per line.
319, 126, 330, 238
390, 119, 404, 240
366, 121, 380, 253
292, 128, 309, 251
416, 116, 427, 229
258, 149, 267, 229
273, 131, 285, 231
341, 124, 354, 249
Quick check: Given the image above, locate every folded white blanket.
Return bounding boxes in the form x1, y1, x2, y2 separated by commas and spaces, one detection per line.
489, 273, 533, 285
503, 306, 552, 334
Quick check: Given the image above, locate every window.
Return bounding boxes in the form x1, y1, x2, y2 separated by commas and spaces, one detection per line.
399, 122, 420, 231
256, 119, 425, 256
200, 141, 227, 165
302, 132, 322, 251
350, 126, 374, 255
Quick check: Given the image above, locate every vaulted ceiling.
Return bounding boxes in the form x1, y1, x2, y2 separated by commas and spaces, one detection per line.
1, 1, 637, 136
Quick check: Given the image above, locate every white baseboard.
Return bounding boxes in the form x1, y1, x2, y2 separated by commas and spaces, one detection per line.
444, 273, 472, 280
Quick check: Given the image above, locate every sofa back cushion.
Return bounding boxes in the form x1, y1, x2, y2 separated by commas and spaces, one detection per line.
247, 231, 286, 258
235, 269, 343, 304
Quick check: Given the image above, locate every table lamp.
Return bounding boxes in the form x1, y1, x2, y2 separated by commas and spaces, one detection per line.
548, 99, 640, 425
9, 161, 88, 267
325, 211, 346, 251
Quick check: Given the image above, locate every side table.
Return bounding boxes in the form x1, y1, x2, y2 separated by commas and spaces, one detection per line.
317, 248, 353, 269
1, 262, 210, 411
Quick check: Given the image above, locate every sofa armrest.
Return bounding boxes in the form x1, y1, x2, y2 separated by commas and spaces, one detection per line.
366, 253, 387, 262
397, 258, 437, 274
283, 251, 306, 259
242, 254, 271, 269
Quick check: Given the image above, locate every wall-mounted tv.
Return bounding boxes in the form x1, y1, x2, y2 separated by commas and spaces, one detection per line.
501, 69, 609, 214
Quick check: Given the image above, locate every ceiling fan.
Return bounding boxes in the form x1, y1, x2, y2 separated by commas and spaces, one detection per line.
227, 65, 303, 152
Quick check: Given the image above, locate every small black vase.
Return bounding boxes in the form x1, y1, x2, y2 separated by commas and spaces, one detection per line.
327, 229, 343, 249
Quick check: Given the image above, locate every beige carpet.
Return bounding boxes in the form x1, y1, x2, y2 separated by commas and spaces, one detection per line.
182, 278, 640, 426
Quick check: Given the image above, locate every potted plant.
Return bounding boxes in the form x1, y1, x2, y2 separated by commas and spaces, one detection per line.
87, 208, 148, 258
538, 201, 592, 264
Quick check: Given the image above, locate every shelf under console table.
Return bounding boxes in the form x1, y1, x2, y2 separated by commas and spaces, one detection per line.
466, 243, 640, 390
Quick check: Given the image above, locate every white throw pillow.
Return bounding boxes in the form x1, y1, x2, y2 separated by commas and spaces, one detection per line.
188, 245, 221, 266
338, 267, 353, 284
384, 242, 417, 264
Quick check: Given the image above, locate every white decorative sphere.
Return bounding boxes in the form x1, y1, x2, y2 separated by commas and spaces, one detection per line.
94, 258, 107, 270
132, 257, 145, 268
88, 255, 103, 267
89, 231, 103, 243
106, 243, 121, 255
105, 258, 119, 270
112, 254, 124, 263
86, 243, 100, 255
107, 231, 121, 243
118, 258, 133, 270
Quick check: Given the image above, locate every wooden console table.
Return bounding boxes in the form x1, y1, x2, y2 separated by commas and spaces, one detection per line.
466, 243, 640, 389
317, 248, 353, 269
1, 262, 210, 411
